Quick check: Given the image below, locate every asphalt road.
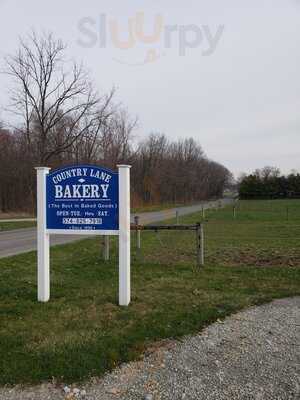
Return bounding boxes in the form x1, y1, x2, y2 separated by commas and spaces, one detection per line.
0, 199, 232, 258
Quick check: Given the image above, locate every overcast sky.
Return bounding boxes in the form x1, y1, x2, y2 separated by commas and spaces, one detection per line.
0, 0, 299, 177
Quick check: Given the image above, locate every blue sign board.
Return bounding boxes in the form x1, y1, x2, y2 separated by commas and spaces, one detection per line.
46, 165, 119, 231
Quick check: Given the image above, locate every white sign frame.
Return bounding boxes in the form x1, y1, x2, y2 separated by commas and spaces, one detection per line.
35, 165, 131, 306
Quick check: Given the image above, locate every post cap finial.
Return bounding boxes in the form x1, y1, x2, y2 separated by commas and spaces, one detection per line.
117, 164, 131, 169
35, 167, 51, 171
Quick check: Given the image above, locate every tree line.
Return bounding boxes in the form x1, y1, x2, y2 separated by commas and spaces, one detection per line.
0, 32, 231, 213
239, 166, 300, 199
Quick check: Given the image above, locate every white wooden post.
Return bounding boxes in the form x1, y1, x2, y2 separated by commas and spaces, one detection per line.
117, 165, 131, 306
35, 167, 51, 302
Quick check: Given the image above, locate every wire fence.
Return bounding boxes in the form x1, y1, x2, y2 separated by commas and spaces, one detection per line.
99, 200, 300, 269
128, 200, 300, 268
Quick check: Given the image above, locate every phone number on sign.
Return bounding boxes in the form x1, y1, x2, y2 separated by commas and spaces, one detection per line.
62, 218, 102, 225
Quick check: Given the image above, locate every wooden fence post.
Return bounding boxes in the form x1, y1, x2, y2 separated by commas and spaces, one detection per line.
200, 223, 204, 266
202, 207, 205, 219
196, 223, 204, 267
103, 236, 110, 261
134, 216, 141, 251
176, 210, 179, 225
233, 206, 236, 219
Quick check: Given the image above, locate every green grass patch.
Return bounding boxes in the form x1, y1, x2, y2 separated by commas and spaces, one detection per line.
0, 221, 36, 231
208, 199, 300, 222
0, 199, 300, 385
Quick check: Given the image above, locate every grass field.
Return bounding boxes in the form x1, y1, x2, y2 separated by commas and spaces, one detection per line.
195, 199, 300, 267
0, 199, 299, 386
0, 220, 36, 231
207, 199, 300, 222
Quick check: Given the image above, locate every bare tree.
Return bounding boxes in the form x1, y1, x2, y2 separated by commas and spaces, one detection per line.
254, 166, 281, 181
1, 32, 232, 212
4, 31, 114, 164
98, 108, 137, 167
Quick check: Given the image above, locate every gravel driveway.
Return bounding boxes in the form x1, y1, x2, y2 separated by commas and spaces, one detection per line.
1, 297, 299, 400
